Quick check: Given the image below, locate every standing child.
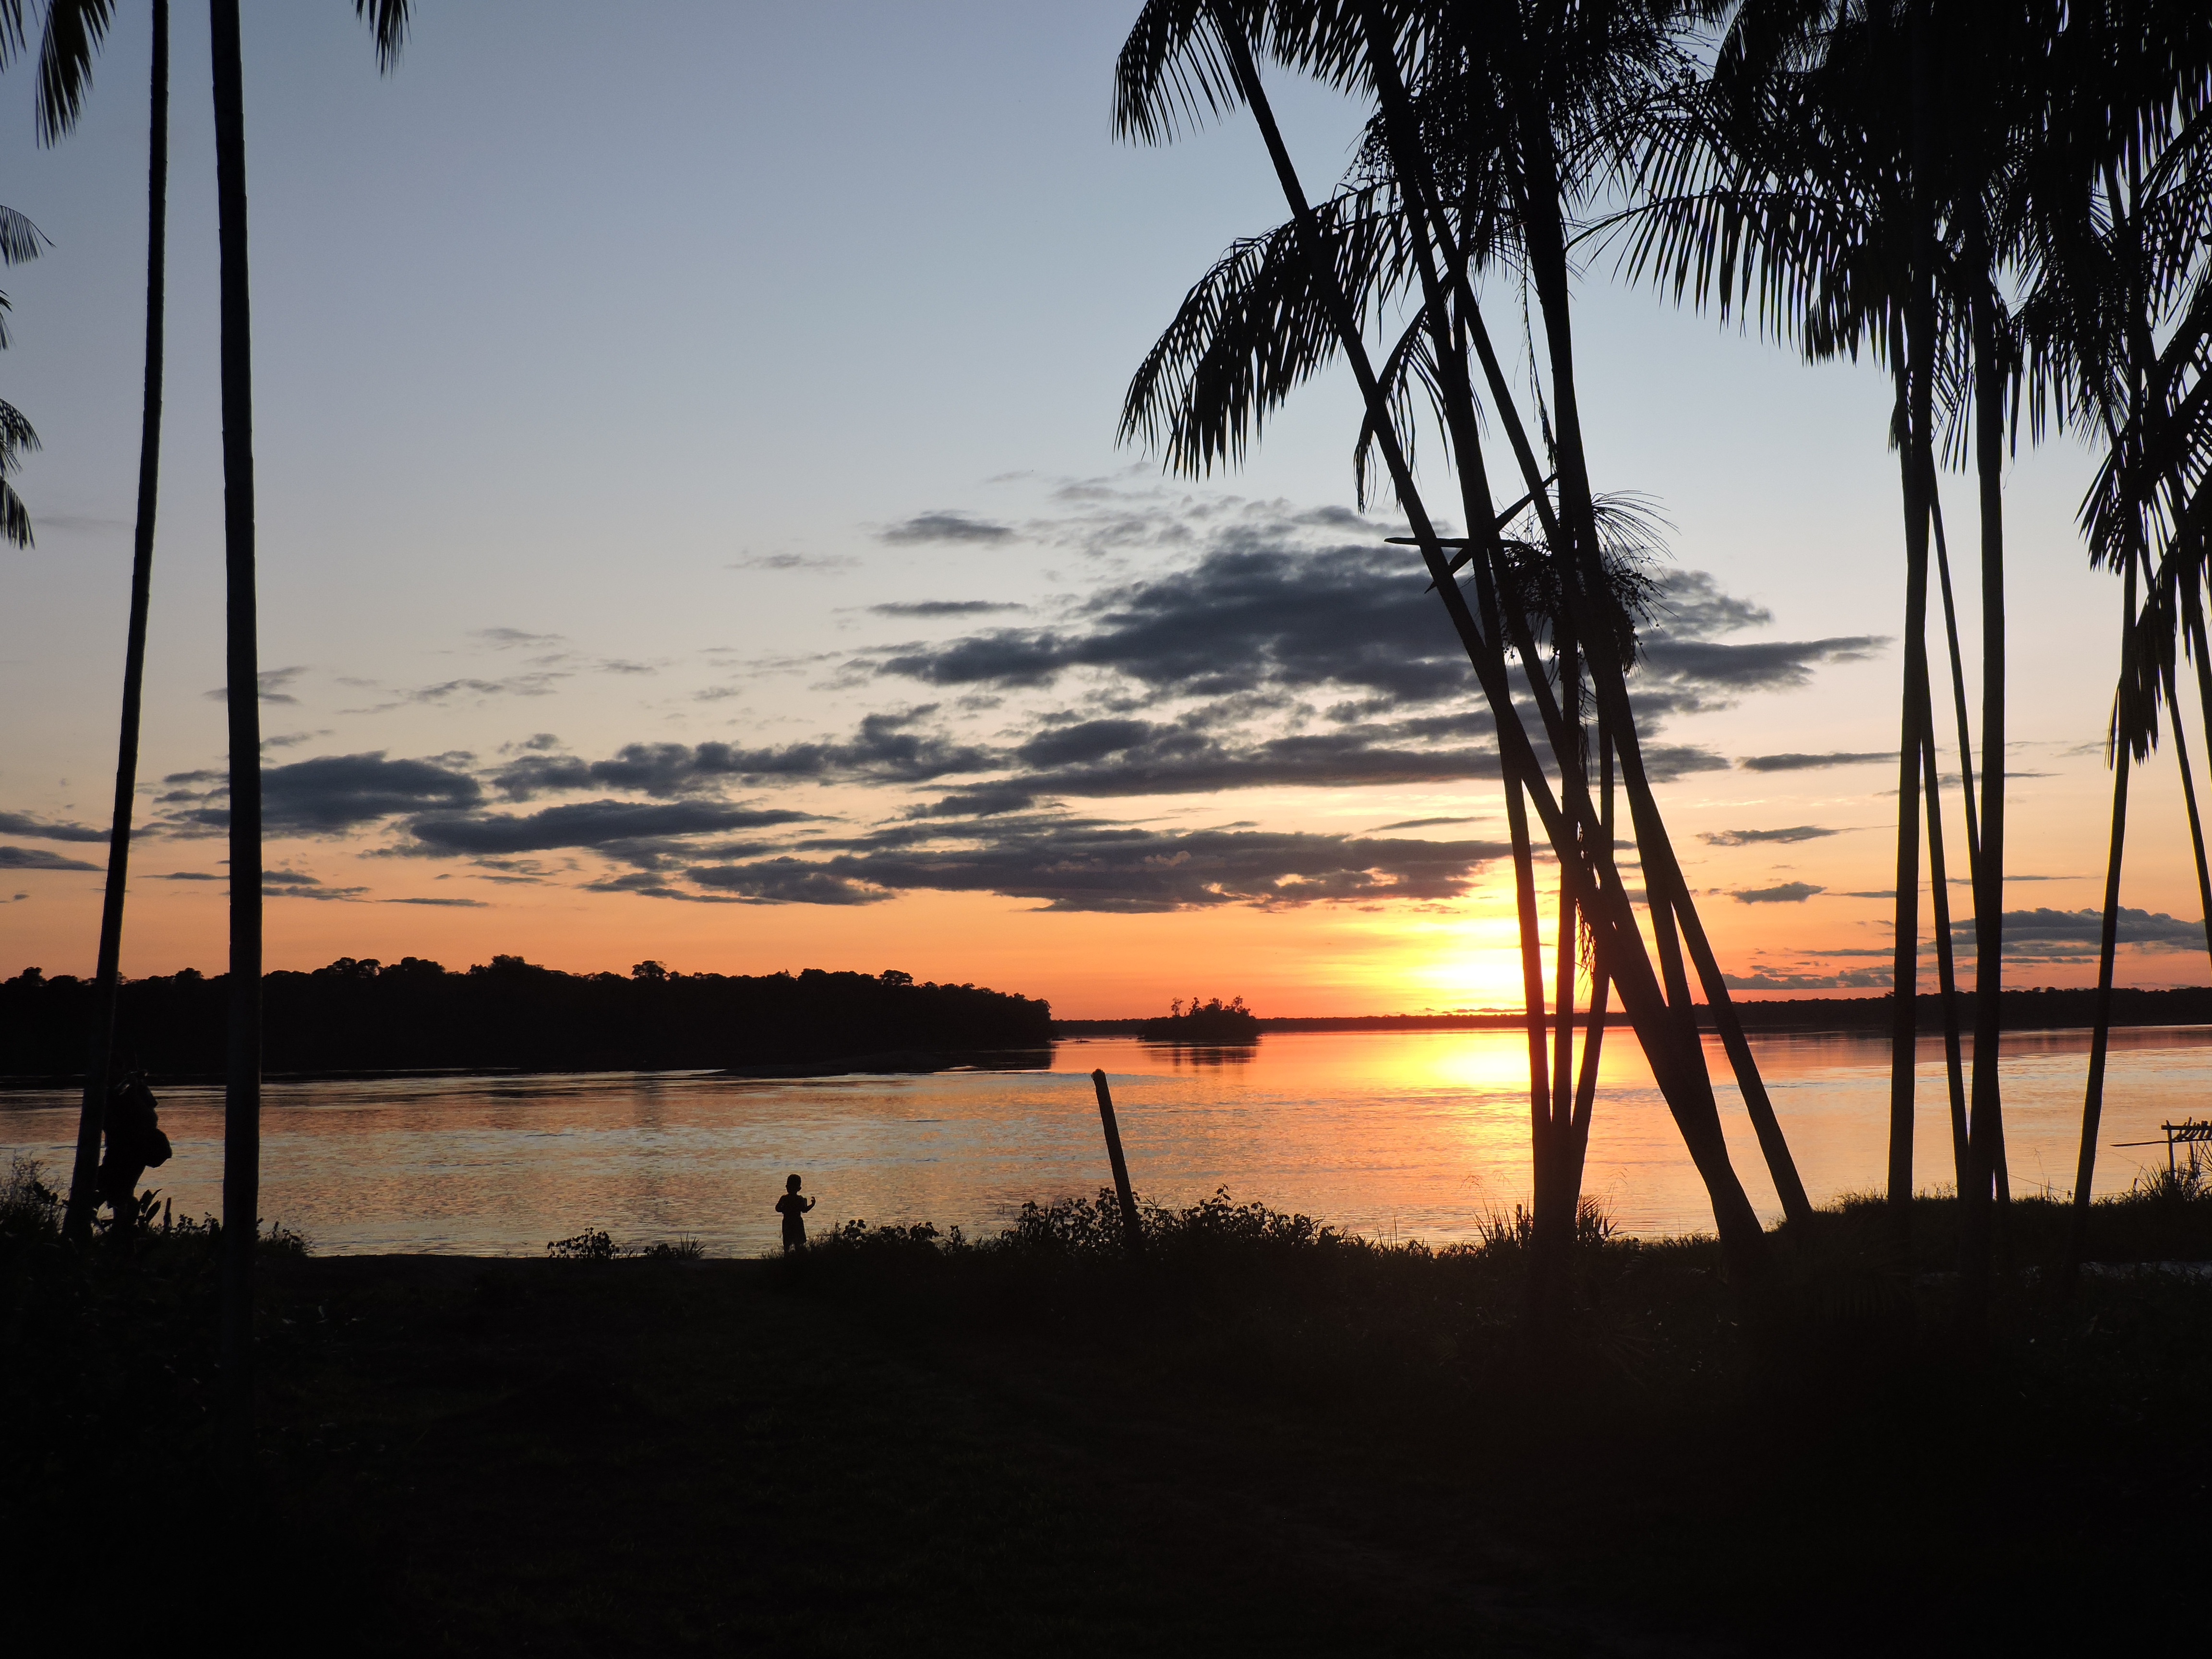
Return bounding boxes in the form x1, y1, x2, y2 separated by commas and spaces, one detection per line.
774, 1173, 816, 1252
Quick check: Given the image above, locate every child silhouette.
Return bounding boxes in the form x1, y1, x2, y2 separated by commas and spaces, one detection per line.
773, 1173, 816, 1252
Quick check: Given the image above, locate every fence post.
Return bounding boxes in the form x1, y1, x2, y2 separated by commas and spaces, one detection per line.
1091, 1068, 1143, 1253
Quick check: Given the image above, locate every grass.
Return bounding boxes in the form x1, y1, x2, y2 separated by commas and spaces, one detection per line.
5, 1168, 2211, 1654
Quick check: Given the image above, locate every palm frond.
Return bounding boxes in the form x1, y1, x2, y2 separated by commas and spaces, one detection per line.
355, 0, 411, 72
36, 0, 116, 145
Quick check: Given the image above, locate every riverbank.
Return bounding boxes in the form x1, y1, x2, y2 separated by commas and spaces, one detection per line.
8, 1183, 2209, 1654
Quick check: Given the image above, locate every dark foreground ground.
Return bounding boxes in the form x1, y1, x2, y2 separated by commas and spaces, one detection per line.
8, 1186, 2211, 1656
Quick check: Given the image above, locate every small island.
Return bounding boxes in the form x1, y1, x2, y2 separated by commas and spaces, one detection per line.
1138, 995, 1260, 1044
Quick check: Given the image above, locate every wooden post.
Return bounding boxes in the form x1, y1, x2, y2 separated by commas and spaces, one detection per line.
1090, 1069, 1143, 1252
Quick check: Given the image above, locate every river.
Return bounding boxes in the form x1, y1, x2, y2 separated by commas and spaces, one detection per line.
3, 1025, 2207, 1254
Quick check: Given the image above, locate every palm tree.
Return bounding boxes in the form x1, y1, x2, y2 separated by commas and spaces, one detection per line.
1618, 2, 2066, 1297
200, 0, 411, 1444
1116, 1, 1800, 1287
27, 0, 173, 1245
2018, 4, 2212, 1272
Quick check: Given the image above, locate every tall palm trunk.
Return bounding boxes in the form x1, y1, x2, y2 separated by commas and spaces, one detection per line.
1963, 220, 2011, 1310
210, 0, 263, 1445
62, 0, 168, 1243
1888, 398, 1934, 1238
2070, 556, 2140, 1276
1215, 18, 1772, 1277
1919, 675, 1971, 1194
2179, 594, 2212, 967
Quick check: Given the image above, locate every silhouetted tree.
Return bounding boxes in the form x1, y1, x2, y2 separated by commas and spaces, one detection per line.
28, 0, 173, 1242
1114, 0, 1798, 1289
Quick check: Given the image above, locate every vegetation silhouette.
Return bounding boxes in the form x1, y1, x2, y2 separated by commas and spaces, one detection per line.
0, 958, 1052, 1076
1139, 995, 1261, 1042
16, 0, 175, 1243
1115, 0, 1803, 1297
10, 1161, 2207, 1650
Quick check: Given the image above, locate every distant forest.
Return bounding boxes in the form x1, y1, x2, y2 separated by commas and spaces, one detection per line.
0, 958, 1051, 1079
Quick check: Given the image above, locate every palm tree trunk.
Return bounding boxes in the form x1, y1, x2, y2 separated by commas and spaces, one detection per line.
1217, 18, 1770, 1276
1889, 392, 1935, 1240
2181, 595, 2212, 968
62, 0, 167, 1244
1928, 466, 1981, 872
1964, 240, 2011, 1311
1566, 723, 1614, 1204
1502, 764, 1554, 1235
2069, 557, 2139, 1279
1919, 677, 1971, 1197
210, 0, 262, 1447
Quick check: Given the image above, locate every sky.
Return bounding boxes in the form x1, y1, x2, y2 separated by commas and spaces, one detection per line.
0, 1, 2202, 1018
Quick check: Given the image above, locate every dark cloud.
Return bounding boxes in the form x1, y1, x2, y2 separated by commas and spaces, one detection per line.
491, 714, 991, 800
877, 530, 1875, 733
205, 665, 307, 705
163, 870, 219, 880
404, 799, 817, 857
1370, 815, 1484, 831
0, 810, 106, 843
879, 511, 1015, 545
1953, 907, 2208, 953
385, 896, 489, 908
687, 859, 893, 906
1731, 882, 1825, 904
159, 753, 485, 837
1738, 751, 1893, 772
1723, 966, 1893, 991
268, 754, 484, 833
263, 868, 369, 901
1699, 826, 1840, 847
674, 822, 1513, 914
870, 600, 1027, 617
728, 551, 859, 571
0, 845, 99, 871
910, 786, 1041, 819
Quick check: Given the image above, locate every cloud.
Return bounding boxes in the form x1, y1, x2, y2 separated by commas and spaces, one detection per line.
1737, 751, 1893, 772
163, 870, 219, 881
156, 753, 487, 837
672, 821, 1514, 914
729, 552, 859, 571
869, 600, 1028, 618
1953, 907, 2208, 954
403, 799, 818, 857
0, 810, 106, 843
1723, 966, 1893, 991
879, 511, 1016, 545
490, 716, 993, 799
1731, 882, 1825, 904
1369, 815, 1484, 831
263, 868, 369, 900
267, 754, 484, 832
384, 895, 490, 907
473, 627, 565, 649
205, 665, 307, 705
0, 845, 99, 870
1699, 826, 1840, 847
874, 518, 1867, 733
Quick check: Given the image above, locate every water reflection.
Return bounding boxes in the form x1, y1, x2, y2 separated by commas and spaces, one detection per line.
0, 1025, 2203, 1255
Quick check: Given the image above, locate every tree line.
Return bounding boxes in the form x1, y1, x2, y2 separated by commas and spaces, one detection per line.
0, 958, 1051, 1077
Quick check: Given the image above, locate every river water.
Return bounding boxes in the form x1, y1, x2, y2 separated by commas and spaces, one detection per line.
3, 1026, 2206, 1255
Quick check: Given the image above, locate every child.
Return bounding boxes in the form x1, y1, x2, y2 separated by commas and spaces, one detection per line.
773, 1173, 816, 1252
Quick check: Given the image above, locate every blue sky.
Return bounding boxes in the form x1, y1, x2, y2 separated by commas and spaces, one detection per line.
0, 2, 2192, 1013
